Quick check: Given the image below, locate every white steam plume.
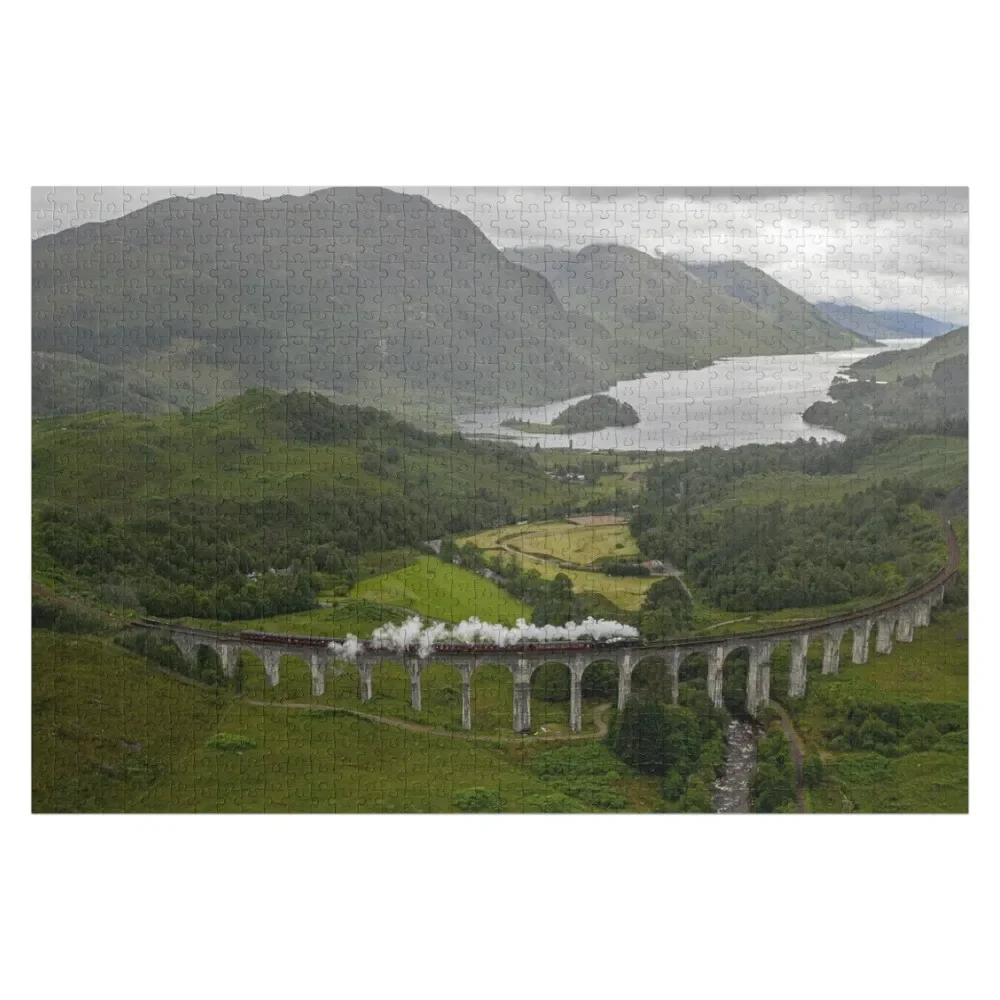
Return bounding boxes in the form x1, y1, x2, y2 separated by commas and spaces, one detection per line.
327, 616, 639, 661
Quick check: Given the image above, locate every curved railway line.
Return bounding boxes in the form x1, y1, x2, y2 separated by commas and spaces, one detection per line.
131, 519, 960, 733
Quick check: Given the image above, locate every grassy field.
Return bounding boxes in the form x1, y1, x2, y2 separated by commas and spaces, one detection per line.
32, 631, 229, 812
461, 520, 654, 611
352, 557, 531, 624
483, 520, 639, 566
177, 558, 530, 637
686, 594, 893, 635
226, 654, 607, 737
782, 605, 968, 813
181, 599, 410, 638
32, 629, 659, 813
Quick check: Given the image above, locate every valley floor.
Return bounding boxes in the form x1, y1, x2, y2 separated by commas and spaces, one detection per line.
31, 631, 661, 813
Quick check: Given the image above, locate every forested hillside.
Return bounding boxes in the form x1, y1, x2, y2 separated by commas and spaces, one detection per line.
631, 430, 967, 611
32, 389, 571, 618
803, 327, 968, 435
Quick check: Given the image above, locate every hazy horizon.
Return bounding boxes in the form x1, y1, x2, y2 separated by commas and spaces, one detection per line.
31, 185, 969, 325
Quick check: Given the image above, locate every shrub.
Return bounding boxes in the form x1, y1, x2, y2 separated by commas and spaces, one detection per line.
533, 662, 570, 702
452, 787, 506, 812
752, 761, 796, 813
752, 731, 796, 813
528, 743, 629, 810
803, 753, 825, 788
582, 661, 617, 699
679, 774, 715, 813
614, 700, 702, 777
119, 630, 228, 687
523, 792, 585, 813
118, 630, 187, 672
903, 722, 941, 753
933, 730, 968, 754
698, 735, 727, 777
32, 598, 111, 636
205, 733, 257, 752
663, 768, 686, 801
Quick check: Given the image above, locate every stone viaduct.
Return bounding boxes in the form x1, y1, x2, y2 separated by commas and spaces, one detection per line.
132, 529, 959, 736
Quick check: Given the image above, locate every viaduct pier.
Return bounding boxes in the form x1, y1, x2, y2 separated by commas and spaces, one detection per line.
131, 527, 959, 735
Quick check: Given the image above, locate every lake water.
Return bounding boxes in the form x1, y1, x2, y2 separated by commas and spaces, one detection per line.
456, 339, 928, 452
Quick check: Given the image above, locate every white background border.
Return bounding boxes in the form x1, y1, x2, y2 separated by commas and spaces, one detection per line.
4, 2, 995, 998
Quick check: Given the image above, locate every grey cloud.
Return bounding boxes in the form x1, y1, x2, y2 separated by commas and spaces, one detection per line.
31, 185, 969, 324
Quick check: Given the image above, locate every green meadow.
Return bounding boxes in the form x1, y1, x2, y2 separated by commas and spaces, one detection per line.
351, 557, 531, 624
32, 630, 653, 813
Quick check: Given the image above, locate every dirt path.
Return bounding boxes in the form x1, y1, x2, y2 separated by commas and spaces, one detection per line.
143, 658, 612, 743
770, 702, 807, 813
236, 696, 613, 743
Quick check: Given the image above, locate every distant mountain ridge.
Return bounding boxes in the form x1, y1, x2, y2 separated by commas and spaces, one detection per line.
33, 192, 864, 422
505, 245, 863, 376
685, 258, 859, 346
814, 301, 956, 340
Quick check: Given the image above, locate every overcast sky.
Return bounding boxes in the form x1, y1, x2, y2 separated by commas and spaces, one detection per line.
32, 186, 968, 323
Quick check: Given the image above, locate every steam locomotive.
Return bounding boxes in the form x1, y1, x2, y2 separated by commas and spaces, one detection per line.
239, 630, 333, 649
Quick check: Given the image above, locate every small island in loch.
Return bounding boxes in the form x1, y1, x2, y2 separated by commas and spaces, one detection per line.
502, 394, 641, 435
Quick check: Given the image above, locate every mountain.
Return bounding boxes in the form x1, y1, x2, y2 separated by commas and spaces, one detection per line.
685, 260, 863, 347
32, 189, 613, 419
802, 326, 969, 435
851, 325, 968, 379
813, 302, 956, 340
505, 245, 863, 375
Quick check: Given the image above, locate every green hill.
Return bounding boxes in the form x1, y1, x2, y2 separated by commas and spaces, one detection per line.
803, 327, 969, 435
850, 326, 968, 380
32, 188, 615, 419
31, 389, 575, 619
552, 394, 639, 433
502, 393, 640, 435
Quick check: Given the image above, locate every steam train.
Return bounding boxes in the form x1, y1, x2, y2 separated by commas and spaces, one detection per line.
237, 631, 642, 654
140, 620, 641, 654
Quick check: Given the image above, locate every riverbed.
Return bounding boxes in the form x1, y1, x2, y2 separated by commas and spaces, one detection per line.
714, 718, 760, 813
457, 339, 928, 452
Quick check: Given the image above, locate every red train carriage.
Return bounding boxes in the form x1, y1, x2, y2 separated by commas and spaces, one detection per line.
238, 630, 332, 649
427, 638, 641, 654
